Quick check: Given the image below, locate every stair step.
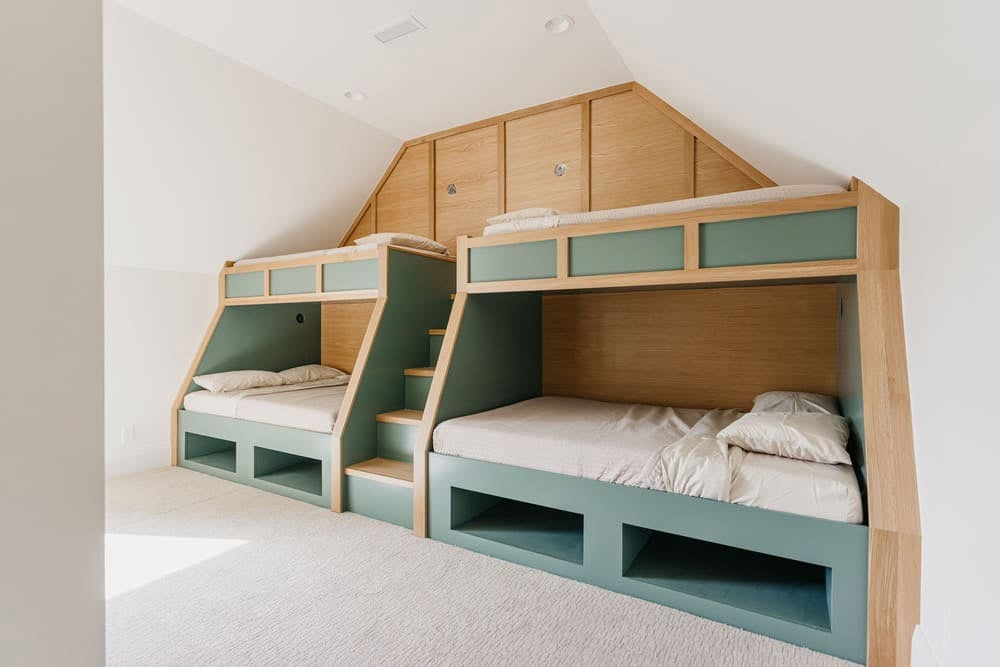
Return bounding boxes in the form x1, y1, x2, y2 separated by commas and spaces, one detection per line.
405, 374, 432, 410
404, 366, 435, 377
429, 333, 444, 366
428, 329, 446, 336
377, 421, 417, 461
375, 409, 423, 426
344, 457, 413, 488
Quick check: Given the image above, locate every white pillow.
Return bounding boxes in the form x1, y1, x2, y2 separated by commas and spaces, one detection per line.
278, 364, 349, 384
192, 369, 287, 393
486, 207, 566, 225
752, 391, 840, 415
718, 412, 851, 465
354, 232, 447, 254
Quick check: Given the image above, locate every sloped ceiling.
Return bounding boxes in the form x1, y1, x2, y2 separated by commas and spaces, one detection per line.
112, 0, 632, 139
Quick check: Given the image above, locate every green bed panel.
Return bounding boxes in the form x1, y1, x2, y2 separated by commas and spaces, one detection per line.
837, 282, 867, 498
468, 240, 557, 282
323, 258, 378, 292
269, 266, 316, 295
699, 207, 857, 268
569, 227, 684, 276
429, 452, 868, 664
225, 271, 265, 298
344, 476, 414, 529
189, 302, 321, 394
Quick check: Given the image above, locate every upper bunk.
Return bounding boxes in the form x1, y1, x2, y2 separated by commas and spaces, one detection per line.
220, 242, 454, 305
456, 180, 870, 295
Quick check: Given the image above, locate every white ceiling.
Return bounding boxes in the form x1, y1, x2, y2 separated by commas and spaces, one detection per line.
113, 0, 632, 140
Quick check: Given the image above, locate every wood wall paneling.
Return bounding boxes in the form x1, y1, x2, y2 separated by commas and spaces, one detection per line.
375, 143, 431, 237
434, 125, 499, 253
345, 204, 375, 246
542, 284, 839, 410
695, 139, 761, 197
505, 104, 584, 213
590, 91, 693, 210
321, 300, 376, 373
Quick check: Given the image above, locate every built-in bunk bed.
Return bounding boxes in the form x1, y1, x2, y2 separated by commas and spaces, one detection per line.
411, 179, 914, 664
172, 241, 454, 524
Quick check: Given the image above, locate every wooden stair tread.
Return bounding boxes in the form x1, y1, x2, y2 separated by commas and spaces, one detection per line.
404, 367, 435, 377
375, 409, 423, 425
428, 329, 446, 336
344, 457, 413, 488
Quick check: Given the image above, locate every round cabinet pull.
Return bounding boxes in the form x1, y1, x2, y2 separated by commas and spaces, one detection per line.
554, 163, 567, 177
447, 184, 457, 195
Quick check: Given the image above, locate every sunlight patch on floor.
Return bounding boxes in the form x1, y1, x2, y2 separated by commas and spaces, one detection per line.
106, 533, 247, 599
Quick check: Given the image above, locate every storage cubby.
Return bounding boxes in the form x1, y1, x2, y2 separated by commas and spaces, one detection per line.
252, 446, 322, 496
451, 487, 583, 564
622, 524, 832, 631
184, 433, 237, 473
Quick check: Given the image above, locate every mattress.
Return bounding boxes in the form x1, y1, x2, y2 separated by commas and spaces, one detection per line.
432, 396, 863, 524
183, 378, 349, 433
482, 184, 845, 236
233, 244, 375, 267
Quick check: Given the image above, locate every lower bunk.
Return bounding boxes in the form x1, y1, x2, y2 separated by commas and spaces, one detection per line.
428, 451, 868, 664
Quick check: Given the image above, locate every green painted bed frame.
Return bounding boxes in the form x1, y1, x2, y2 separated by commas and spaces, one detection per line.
424, 289, 870, 663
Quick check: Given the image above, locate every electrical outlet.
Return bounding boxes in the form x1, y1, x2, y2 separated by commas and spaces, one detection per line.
120, 424, 136, 445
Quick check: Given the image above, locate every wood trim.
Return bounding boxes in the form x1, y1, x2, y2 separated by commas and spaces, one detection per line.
374, 409, 423, 425
632, 82, 776, 188
224, 290, 379, 307
497, 121, 506, 214
455, 236, 469, 293
263, 269, 271, 297
224, 247, 379, 274
428, 140, 436, 240
344, 457, 413, 488
581, 100, 591, 211
684, 131, 696, 198
403, 367, 435, 377
556, 236, 569, 279
330, 295, 388, 511
683, 222, 699, 271
405, 82, 634, 147
413, 291, 468, 536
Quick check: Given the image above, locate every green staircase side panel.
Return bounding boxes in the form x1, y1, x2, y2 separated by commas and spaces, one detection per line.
699, 207, 857, 268
837, 282, 867, 501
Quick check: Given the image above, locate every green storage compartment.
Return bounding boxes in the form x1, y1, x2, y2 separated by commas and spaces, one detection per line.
323, 258, 378, 292
570, 227, 684, 276
269, 266, 316, 295
225, 271, 265, 298
699, 207, 857, 268
469, 240, 557, 282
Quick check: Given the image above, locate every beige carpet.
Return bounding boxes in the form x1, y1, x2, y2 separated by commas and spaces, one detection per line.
106, 468, 856, 666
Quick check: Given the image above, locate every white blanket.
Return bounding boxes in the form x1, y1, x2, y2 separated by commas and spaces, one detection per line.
432, 397, 863, 523
183, 377, 350, 433
482, 185, 845, 236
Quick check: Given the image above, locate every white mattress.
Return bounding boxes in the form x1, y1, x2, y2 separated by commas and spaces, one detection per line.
233, 244, 375, 267
183, 378, 349, 433
432, 396, 863, 524
482, 184, 845, 236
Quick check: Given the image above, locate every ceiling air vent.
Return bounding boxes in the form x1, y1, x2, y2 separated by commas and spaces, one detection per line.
373, 16, 425, 44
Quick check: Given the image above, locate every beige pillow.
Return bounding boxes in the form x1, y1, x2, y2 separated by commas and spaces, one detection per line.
486, 207, 566, 225
718, 412, 851, 465
752, 391, 840, 415
354, 232, 447, 254
192, 370, 286, 393
278, 364, 349, 384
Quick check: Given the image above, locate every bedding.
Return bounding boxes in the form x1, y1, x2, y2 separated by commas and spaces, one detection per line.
277, 364, 349, 384
232, 244, 376, 267
183, 377, 350, 433
481, 184, 845, 236
751, 390, 840, 415
192, 369, 287, 393
718, 412, 852, 465
432, 396, 863, 523
354, 232, 448, 254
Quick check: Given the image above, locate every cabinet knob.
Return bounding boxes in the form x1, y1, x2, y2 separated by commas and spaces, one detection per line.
554, 163, 567, 177
447, 183, 457, 195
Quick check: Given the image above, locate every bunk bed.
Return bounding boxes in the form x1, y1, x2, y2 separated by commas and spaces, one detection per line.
409, 179, 912, 664
171, 243, 454, 519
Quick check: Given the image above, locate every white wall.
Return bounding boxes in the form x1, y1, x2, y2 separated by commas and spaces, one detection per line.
103, 3, 398, 478
899, 106, 1000, 667
104, 267, 216, 478
0, 0, 105, 663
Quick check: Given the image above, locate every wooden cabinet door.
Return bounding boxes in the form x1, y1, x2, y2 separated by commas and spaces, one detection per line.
505, 105, 583, 213
343, 204, 374, 246
376, 143, 431, 237
435, 125, 499, 252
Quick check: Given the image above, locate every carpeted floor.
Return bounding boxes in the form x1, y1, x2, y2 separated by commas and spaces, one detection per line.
106, 468, 856, 666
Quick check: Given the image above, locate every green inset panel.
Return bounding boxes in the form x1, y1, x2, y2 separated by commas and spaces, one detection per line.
376, 422, 417, 462
699, 208, 857, 268
469, 240, 557, 282
405, 374, 432, 410
323, 258, 378, 292
270, 266, 316, 295
345, 476, 413, 529
570, 227, 684, 276
225, 271, 265, 298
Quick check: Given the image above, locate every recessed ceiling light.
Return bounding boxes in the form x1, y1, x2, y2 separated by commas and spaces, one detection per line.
344, 90, 367, 102
544, 15, 574, 34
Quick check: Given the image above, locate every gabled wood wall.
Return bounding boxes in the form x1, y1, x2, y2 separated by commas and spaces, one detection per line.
340, 82, 775, 253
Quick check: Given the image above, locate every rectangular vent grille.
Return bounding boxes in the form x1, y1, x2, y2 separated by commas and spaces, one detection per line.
373, 16, 425, 44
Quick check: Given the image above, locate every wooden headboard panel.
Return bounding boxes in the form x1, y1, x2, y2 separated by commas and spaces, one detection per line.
542, 284, 839, 410
321, 301, 376, 374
